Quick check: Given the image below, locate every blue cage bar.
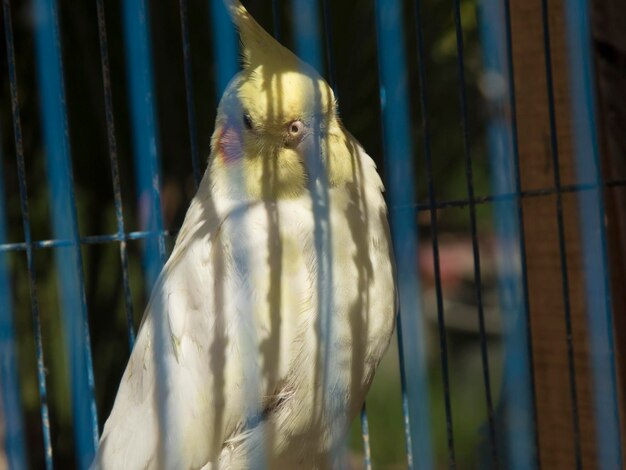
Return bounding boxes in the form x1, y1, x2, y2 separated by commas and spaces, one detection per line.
0, 134, 27, 470
479, 0, 537, 467
565, 0, 623, 467
375, 0, 434, 468
122, 0, 167, 295
33, 0, 100, 467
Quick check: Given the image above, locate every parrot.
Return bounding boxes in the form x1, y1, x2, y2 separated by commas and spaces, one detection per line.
91, 1, 396, 468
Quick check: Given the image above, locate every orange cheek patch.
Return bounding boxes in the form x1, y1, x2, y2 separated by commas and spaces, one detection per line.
217, 123, 243, 164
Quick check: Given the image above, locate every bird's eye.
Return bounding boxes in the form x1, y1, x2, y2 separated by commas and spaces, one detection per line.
288, 120, 304, 136
243, 113, 253, 130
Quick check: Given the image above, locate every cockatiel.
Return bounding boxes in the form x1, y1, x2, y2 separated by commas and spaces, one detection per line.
92, 1, 396, 468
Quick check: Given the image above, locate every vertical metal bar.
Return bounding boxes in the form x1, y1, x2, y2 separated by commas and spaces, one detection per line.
292, 0, 342, 466
318, 0, 371, 462
540, 0, 581, 466
3, 1, 53, 467
501, 0, 540, 466
209, 0, 239, 97
374, 0, 433, 468
122, 0, 166, 294
412, 0, 456, 466
478, 0, 538, 468
95, 0, 136, 349
211, 2, 264, 468
33, 0, 100, 467
320, 0, 337, 94
0, 130, 28, 470
121, 1, 172, 466
178, 0, 202, 187
360, 405, 372, 470
292, 0, 322, 72
451, 0, 498, 466
271, 0, 281, 41
563, 0, 623, 468
227, 208, 266, 470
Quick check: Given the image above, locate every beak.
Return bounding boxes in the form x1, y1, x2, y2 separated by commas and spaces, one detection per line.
297, 130, 326, 182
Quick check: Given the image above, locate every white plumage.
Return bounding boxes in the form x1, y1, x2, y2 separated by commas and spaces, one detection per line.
92, 2, 396, 468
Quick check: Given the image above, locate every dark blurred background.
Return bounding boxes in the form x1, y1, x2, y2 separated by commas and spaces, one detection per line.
0, 0, 498, 468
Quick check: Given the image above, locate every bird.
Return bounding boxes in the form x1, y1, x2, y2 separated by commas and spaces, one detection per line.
91, 1, 396, 468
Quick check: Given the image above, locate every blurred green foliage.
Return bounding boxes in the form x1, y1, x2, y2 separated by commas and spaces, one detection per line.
0, 0, 500, 468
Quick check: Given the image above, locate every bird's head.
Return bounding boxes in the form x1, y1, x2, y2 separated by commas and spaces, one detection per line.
209, 1, 354, 201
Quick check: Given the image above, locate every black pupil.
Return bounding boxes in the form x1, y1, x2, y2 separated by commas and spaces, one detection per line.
243, 113, 253, 130
291, 123, 299, 133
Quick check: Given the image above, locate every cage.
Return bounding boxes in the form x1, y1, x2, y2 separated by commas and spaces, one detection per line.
0, 0, 625, 468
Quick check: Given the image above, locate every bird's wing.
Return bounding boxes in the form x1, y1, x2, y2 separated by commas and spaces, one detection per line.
92, 192, 253, 469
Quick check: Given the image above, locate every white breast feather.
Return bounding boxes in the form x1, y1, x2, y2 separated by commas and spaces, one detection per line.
91, 144, 395, 470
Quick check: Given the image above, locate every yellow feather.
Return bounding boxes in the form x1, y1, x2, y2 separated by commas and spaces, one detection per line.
225, 0, 299, 69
